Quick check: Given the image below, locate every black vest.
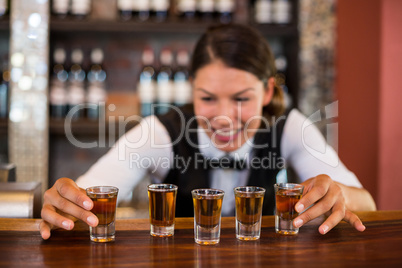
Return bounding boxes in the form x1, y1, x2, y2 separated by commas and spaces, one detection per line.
156, 105, 287, 217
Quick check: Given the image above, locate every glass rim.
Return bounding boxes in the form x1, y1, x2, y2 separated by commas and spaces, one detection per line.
191, 188, 225, 197
234, 186, 266, 193
86, 186, 119, 194
274, 183, 304, 190
147, 183, 178, 191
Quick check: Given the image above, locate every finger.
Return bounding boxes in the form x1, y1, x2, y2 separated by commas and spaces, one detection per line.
41, 203, 76, 231
343, 210, 366, 232
55, 179, 93, 210
39, 220, 53, 240
293, 192, 336, 228
318, 201, 346, 235
46, 194, 98, 227
295, 178, 331, 213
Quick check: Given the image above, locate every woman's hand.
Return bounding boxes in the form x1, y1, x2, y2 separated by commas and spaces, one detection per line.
39, 177, 99, 240
293, 174, 366, 234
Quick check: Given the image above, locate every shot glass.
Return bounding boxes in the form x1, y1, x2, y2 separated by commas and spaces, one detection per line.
86, 186, 119, 242
274, 183, 304, 235
147, 184, 178, 237
234, 186, 266, 241
192, 189, 225, 245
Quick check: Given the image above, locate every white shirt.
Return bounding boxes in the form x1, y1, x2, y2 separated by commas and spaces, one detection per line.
76, 109, 362, 216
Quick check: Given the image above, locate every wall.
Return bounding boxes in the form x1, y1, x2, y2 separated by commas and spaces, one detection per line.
337, 0, 402, 209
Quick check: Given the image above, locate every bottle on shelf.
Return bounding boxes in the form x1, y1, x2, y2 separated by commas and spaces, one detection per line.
197, 0, 215, 21
86, 48, 107, 120
117, 0, 133, 21
49, 48, 68, 119
137, 48, 156, 117
133, 0, 150, 22
177, 0, 197, 20
52, 0, 70, 19
173, 49, 192, 107
0, 0, 8, 18
272, 0, 292, 24
255, 0, 272, 24
156, 48, 174, 115
215, 0, 235, 24
67, 48, 86, 120
71, 0, 92, 20
150, 0, 170, 22
0, 60, 10, 119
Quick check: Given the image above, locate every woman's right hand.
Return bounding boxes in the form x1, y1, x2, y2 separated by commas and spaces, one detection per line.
39, 177, 99, 240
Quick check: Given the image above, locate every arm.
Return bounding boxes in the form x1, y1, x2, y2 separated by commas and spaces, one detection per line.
40, 116, 173, 239
281, 109, 376, 234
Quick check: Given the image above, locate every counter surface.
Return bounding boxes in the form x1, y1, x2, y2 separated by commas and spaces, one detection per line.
1, 211, 402, 267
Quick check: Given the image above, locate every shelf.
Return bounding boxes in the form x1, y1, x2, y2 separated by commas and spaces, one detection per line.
49, 118, 138, 136
49, 18, 298, 37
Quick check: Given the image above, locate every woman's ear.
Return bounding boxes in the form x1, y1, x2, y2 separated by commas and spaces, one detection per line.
263, 77, 275, 106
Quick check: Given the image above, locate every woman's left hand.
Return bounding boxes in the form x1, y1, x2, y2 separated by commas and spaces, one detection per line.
293, 174, 366, 234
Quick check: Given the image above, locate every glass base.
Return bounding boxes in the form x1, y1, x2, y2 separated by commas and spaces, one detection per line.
236, 220, 261, 241
194, 224, 220, 245
275, 216, 299, 235
90, 222, 115, 242
150, 224, 174, 237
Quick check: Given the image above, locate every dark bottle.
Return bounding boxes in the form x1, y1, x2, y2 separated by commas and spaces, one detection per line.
49, 48, 68, 119
215, 0, 235, 24
67, 48, 86, 120
137, 48, 156, 117
197, 0, 214, 21
0, 63, 10, 119
86, 48, 107, 120
156, 48, 174, 115
52, 0, 70, 19
133, 0, 150, 22
177, 0, 196, 20
150, 0, 169, 22
118, 0, 133, 21
71, 0, 91, 20
173, 49, 192, 107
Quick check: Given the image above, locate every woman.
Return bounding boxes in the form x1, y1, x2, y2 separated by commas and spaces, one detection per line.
40, 24, 376, 240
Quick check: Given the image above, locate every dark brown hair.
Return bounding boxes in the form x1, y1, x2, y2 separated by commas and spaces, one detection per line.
190, 24, 285, 117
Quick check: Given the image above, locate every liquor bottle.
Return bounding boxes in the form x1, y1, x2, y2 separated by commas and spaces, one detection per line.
49, 48, 68, 119
173, 49, 192, 107
150, 0, 169, 22
137, 48, 156, 117
197, 0, 214, 21
52, 0, 70, 19
71, 0, 91, 19
0, 60, 10, 119
67, 48, 86, 119
177, 0, 196, 20
255, 0, 272, 24
133, 0, 150, 22
272, 0, 291, 24
118, 0, 133, 21
87, 48, 107, 120
215, 0, 235, 24
156, 48, 174, 115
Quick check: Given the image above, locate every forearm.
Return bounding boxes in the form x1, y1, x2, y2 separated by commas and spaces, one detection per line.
337, 183, 377, 211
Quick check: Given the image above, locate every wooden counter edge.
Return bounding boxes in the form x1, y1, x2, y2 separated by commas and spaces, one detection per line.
1, 210, 401, 232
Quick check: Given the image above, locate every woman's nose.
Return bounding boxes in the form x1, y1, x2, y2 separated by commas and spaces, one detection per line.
214, 101, 237, 125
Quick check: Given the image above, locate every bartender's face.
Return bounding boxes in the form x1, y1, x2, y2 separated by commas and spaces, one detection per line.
193, 60, 273, 152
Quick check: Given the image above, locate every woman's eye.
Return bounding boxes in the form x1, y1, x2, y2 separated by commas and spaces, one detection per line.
235, 97, 249, 102
201, 97, 214, 102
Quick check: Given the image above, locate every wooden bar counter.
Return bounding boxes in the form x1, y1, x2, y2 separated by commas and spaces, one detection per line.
1, 211, 402, 267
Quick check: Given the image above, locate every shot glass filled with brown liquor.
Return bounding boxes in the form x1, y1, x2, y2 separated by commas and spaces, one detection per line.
192, 189, 225, 245
274, 183, 304, 235
86, 186, 119, 242
234, 186, 266, 240
147, 184, 178, 237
